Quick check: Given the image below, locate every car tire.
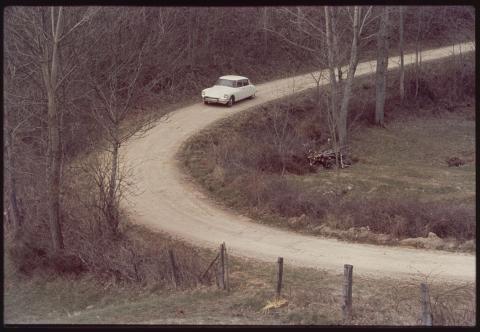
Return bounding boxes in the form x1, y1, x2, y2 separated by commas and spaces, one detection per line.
204, 100, 209, 105
227, 96, 234, 107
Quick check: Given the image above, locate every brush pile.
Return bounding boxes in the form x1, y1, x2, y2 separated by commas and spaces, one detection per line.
306, 147, 351, 169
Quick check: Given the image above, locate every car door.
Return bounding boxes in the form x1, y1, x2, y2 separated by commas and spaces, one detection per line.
231, 80, 240, 100
235, 80, 245, 100
246, 79, 255, 97
239, 79, 249, 100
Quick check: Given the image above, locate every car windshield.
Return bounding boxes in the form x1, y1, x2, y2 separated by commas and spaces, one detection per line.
215, 79, 235, 87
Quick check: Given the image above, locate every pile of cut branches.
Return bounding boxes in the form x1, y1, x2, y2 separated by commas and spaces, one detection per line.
306, 147, 351, 169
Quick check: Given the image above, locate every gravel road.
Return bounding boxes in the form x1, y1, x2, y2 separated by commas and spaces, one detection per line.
123, 42, 475, 282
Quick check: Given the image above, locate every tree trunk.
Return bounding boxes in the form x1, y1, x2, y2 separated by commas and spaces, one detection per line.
192, 11, 200, 66
324, 6, 338, 113
414, 8, 422, 99
399, 6, 405, 103
324, 6, 339, 155
5, 126, 23, 238
338, 6, 361, 147
262, 7, 268, 58
46, 88, 64, 251
331, 7, 342, 82
324, 6, 345, 168
187, 8, 194, 66
42, 7, 65, 252
106, 141, 120, 233
375, 6, 389, 126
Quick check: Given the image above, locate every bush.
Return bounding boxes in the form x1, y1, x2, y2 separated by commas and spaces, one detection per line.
6, 159, 217, 289
8, 230, 87, 277
338, 198, 475, 240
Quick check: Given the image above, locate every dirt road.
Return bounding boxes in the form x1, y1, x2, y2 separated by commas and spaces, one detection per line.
123, 42, 475, 282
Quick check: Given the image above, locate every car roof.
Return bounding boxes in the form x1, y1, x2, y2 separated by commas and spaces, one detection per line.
219, 75, 248, 81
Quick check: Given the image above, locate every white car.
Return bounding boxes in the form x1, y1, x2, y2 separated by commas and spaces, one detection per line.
202, 75, 256, 107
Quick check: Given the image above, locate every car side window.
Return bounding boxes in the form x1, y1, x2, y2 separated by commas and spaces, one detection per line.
234, 81, 240, 88
243, 79, 249, 86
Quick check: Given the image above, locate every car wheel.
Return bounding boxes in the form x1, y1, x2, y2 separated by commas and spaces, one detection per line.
249, 92, 255, 99
204, 100, 209, 105
227, 96, 234, 107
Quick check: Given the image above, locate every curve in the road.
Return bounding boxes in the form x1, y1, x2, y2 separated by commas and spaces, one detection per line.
123, 42, 475, 282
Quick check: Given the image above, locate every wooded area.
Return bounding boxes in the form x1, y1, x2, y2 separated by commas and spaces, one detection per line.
3, 6, 474, 280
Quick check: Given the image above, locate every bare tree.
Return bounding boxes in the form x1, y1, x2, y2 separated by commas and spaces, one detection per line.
328, 6, 372, 149
270, 102, 295, 176
4, 7, 97, 251
375, 6, 389, 126
412, 7, 435, 99
42, 7, 65, 251
82, 8, 161, 234
398, 6, 405, 103
4, 113, 23, 237
324, 6, 341, 166
263, 7, 326, 64
262, 7, 269, 57
3, 46, 45, 241
330, 7, 345, 82
268, 6, 372, 165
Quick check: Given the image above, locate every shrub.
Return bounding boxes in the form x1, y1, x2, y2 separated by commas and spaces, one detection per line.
8, 227, 87, 277
336, 197, 474, 240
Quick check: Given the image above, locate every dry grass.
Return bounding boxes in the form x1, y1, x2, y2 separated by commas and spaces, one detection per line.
5, 247, 475, 325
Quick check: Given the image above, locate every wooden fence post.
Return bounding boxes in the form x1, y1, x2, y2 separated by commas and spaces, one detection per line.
276, 257, 284, 299
215, 265, 221, 288
420, 283, 433, 326
168, 249, 179, 288
224, 242, 230, 292
342, 264, 353, 321
218, 242, 226, 290
200, 252, 219, 282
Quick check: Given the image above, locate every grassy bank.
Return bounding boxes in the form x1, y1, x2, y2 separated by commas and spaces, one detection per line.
5, 240, 475, 325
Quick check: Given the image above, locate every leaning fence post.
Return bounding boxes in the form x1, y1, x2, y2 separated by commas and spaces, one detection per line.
218, 243, 226, 290
342, 264, 353, 321
276, 257, 284, 299
420, 283, 433, 326
168, 249, 179, 288
223, 242, 230, 292
200, 252, 219, 283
